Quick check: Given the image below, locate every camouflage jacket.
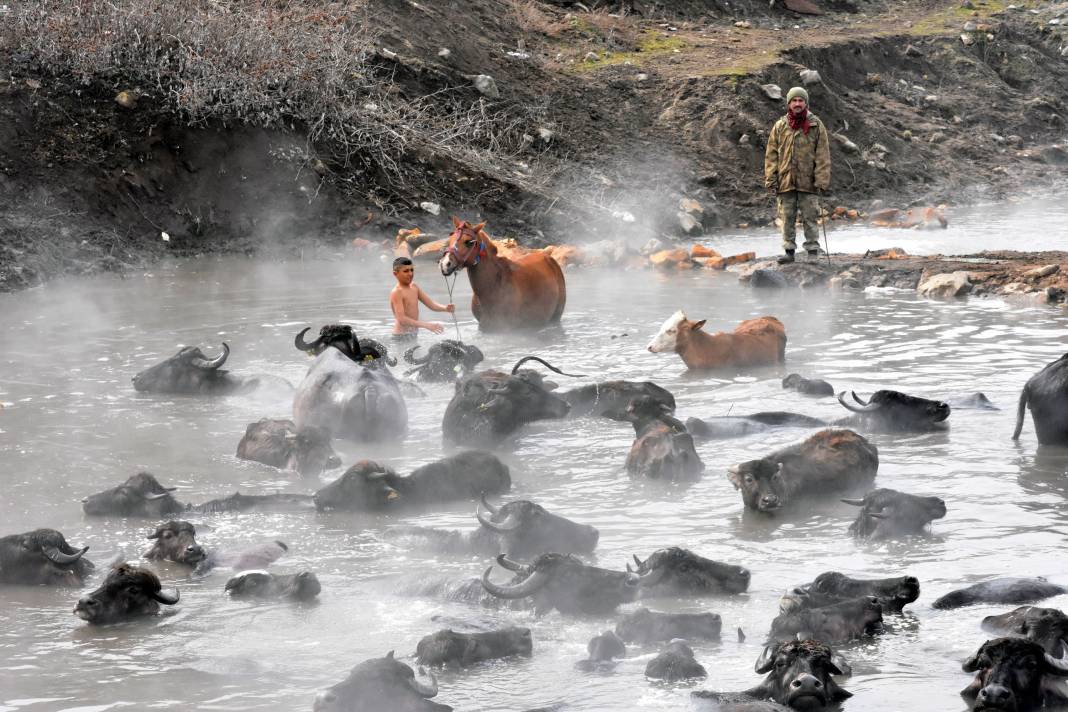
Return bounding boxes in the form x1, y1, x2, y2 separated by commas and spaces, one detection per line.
764, 112, 831, 193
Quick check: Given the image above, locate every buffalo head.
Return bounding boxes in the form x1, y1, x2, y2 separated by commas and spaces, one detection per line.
962, 637, 1068, 711
314, 461, 401, 512
837, 389, 950, 431
404, 340, 484, 382
749, 639, 852, 710
481, 553, 639, 615
780, 571, 920, 614
74, 564, 179, 625
843, 488, 946, 539
225, 570, 321, 600
82, 472, 184, 517
313, 651, 450, 712
295, 324, 396, 366
629, 547, 750, 595
982, 607, 1068, 656
0, 529, 94, 586
476, 495, 599, 557
144, 520, 206, 566
132, 343, 241, 394
236, 418, 341, 477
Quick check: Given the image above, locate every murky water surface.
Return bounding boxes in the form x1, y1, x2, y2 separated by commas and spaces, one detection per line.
1, 226, 1067, 711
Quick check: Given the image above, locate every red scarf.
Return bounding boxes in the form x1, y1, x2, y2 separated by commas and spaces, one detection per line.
787, 107, 811, 135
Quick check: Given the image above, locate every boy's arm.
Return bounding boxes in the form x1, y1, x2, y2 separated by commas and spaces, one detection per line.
417, 286, 455, 313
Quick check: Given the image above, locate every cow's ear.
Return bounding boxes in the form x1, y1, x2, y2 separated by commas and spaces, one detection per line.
691, 320, 706, 331
451, 216, 462, 228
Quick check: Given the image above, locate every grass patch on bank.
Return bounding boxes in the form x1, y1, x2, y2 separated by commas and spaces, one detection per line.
570, 31, 688, 71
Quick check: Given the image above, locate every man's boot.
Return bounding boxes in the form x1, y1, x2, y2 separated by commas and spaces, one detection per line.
777, 250, 795, 264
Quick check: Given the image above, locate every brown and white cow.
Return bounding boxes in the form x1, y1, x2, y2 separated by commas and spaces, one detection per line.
647, 311, 786, 370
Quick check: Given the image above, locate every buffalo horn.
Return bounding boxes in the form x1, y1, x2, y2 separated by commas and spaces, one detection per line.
480, 565, 550, 599
1046, 644, 1068, 676
510, 355, 586, 378
476, 506, 521, 533
632, 554, 645, 569
480, 493, 499, 515
143, 491, 174, 501
866, 512, 888, 519
635, 563, 666, 587
852, 392, 870, 405
837, 391, 880, 413
192, 343, 229, 369
495, 554, 529, 573
152, 588, 181, 605
409, 668, 439, 698
404, 345, 429, 365
754, 644, 776, 674
43, 545, 88, 566
293, 327, 322, 353
840, 498, 866, 506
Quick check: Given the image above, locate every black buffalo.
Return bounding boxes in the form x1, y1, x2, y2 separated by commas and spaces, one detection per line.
314, 453, 510, 512
982, 606, 1068, 655
962, 638, 1068, 711
769, 596, 883, 644
132, 343, 276, 395
629, 547, 750, 596
687, 412, 828, 440
295, 324, 396, 366
188, 492, 315, 515
236, 418, 341, 477
694, 639, 851, 710
313, 651, 449, 712
836, 389, 950, 431
74, 564, 179, 624
842, 488, 947, 539
0, 529, 94, 586
609, 396, 703, 481
575, 630, 626, 671
934, 577, 1068, 610
728, 429, 878, 513
144, 520, 206, 566
782, 374, 834, 396
415, 627, 532, 667
560, 380, 676, 418
480, 553, 640, 615
442, 357, 573, 447
404, 340, 484, 382
780, 571, 920, 614
225, 570, 321, 600
1013, 353, 1068, 446
615, 608, 722, 644
82, 472, 184, 517
294, 328, 407, 442
646, 639, 707, 681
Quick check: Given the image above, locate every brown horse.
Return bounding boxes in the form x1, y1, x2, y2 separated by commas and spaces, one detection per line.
439, 218, 566, 332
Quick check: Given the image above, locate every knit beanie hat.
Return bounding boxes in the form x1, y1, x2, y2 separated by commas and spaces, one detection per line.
786, 86, 809, 104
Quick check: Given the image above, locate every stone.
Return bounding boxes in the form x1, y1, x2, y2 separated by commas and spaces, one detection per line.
537, 127, 554, 143
115, 90, 138, 109
866, 73, 882, 86
691, 244, 720, 260
543, 245, 584, 267
649, 249, 694, 269
1025, 264, 1060, 279
641, 238, 669, 256
677, 212, 702, 235
751, 269, 789, 288
1001, 282, 1034, 296
902, 130, 913, 141
961, 33, 975, 46
438, 48, 451, 58
799, 69, 822, 86
474, 75, 500, 98
636, 73, 649, 81
863, 247, 909, 259
584, 52, 600, 63
413, 239, 449, 260
351, 238, 373, 250
761, 84, 783, 100
706, 252, 756, 270
963, 20, 977, 31
905, 44, 924, 57
833, 134, 860, 153
918, 271, 972, 298
738, 133, 750, 146
679, 198, 703, 214
419, 201, 441, 215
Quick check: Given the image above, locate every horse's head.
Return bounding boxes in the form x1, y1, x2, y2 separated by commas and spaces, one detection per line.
440, 217, 489, 276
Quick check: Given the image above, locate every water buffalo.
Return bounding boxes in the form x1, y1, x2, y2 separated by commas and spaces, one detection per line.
295, 324, 396, 366
225, 570, 321, 600
442, 357, 573, 446
629, 547, 751, 596
313, 651, 449, 712
575, 630, 626, 671
693, 640, 852, 709
982, 606, 1068, 654
836, 389, 950, 432
934, 577, 1068, 610
0, 529, 94, 586
769, 596, 883, 644
144, 520, 206, 566
608, 396, 703, 481
687, 412, 827, 440
728, 429, 878, 513
646, 640, 707, 681
961, 638, 1068, 711
294, 342, 407, 442
236, 418, 341, 477
404, 340, 484, 382
188, 492, 314, 514
782, 374, 834, 396
314, 453, 510, 512
480, 553, 640, 615
82, 472, 184, 517
779, 571, 920, 614
132, 343, 279, 395
842, 488, 947, 539
560, 381, 676, 419
1013, 353, 1068, 446
647, 312, 787, 370
74, 564, 179, 624
415, 627, 532, 668
615, 608, 722, 644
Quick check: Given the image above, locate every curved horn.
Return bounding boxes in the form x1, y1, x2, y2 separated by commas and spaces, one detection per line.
43, 545, 88, 566
404, 345, 429, 365
755, 644, 776, 674
852, 392, 870, 405
837, 391, 880, 413
480, 493, 499, 515
495, 554, 529, 572
1047, 646, 1068, 676
152, 588, 180, 605
476, 505, 521, 533
632, 554, 645, 569
294, 327, 322, 353
840, 498, 866, 507
408, 668, 439, 698
192, 343, 229, 369
143, 492, 174, 501
480, 565, 550, 599
510, 356, 586, 378
635, 562, 667, 587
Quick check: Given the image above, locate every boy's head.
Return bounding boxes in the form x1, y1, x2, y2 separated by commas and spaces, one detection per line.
393, 257, 414, 284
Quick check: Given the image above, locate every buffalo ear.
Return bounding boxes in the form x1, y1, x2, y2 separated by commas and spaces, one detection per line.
754, 645, 776, 674
451, 216, 462, 228
146, 530, 161, 540
691, 319, 706, 331
962, 652, 983, 673
726, 467, 742, 490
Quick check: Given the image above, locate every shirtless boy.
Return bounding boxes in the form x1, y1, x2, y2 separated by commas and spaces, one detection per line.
389, 257, 454, 341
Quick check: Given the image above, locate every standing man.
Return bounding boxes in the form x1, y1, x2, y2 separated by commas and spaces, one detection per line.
764, 86, 831, 264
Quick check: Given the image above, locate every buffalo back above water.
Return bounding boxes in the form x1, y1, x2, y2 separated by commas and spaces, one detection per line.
313, 651, 450, 712
768, 596, 883, 644
82, 472, 184, 517
443, 369, 570, 446
480, 553, 639, 615
982, 606, 1068, 655
0, 529, 93, 586
561, 381, 676, 418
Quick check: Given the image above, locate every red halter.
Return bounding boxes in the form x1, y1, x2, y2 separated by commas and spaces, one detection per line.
446, 224, 487, 267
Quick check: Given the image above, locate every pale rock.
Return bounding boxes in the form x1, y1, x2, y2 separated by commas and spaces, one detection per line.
677, 212, 702, 235
1025, 264, 1060, 279
918, 271, 973, 298
115, 90, 138, 109
537, 127, 554, 142
762, 83, 783, 100
584, 51, 600, 63
738, 133, 751, 146
474, 75, 500, 98
833, 134, 860, 153
961, 33, 975, 46
799, 69, 821, 85
636, 73, 649, 82
438, 48, 451, 58
641, 238, 669, 256
679, 197, 703, 214
420, 201, 441, 215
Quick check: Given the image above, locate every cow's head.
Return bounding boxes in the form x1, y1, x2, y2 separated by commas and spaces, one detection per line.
728, 457, 787, 512
647, 310, 705, 354
982, 607, 1068, 656
237, 418, 342, 476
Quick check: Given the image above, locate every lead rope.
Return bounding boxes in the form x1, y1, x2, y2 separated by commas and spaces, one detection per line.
443, 272, 462, 341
